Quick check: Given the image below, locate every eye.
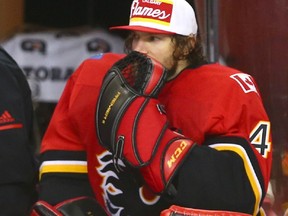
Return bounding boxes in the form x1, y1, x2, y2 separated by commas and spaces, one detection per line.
148, 35, 161, 42
131, 33, 140, 42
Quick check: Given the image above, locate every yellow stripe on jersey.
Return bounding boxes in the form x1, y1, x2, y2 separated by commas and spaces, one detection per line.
210, 143, 262, 216
39, 160, 88, 179
259, 207, 265, 216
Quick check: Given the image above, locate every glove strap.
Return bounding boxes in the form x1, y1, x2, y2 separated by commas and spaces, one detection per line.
140, 128, 195, 194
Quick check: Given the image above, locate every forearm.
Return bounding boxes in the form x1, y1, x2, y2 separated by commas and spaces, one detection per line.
169, 136, 265, 215
38, 150, 94, 205
34, 150, 108, 215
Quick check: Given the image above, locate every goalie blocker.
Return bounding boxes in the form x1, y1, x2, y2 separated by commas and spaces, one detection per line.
96, 51, 195, 194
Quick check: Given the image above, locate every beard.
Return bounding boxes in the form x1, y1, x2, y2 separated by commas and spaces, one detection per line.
166, 59, 179, 80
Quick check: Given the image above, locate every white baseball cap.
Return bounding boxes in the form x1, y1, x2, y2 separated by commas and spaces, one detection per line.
110, 0, 198, 36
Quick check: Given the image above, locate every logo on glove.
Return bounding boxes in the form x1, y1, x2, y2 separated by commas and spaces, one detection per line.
167, 140, 189, 169
102, 91, 121, 124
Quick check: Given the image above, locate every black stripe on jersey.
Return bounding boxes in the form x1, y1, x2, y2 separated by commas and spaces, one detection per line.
39, 150, 88, 179
172, 137, 265, 215
38, 151, 94, 204
204, 136, 265, 204
40, 150, 87, 162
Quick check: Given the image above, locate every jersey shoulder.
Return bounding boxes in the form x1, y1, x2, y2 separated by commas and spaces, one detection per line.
72, 52, 126, 85
174, 63, 261, 98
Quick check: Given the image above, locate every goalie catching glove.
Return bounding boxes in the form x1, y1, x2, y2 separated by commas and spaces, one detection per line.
96, 51, 195, 194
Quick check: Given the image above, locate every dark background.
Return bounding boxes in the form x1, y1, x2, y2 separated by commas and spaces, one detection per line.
24, 0, 130, 29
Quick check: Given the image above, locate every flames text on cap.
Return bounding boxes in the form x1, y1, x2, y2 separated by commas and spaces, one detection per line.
130, 0, 173, 23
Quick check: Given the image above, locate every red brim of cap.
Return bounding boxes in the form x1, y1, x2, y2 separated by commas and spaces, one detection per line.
109, 25, 175, 35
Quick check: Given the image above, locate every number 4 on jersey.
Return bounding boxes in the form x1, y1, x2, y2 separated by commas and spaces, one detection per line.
250, 121, 272, 158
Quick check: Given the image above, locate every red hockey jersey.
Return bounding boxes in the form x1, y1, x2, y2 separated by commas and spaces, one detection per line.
39, 53, 272, 216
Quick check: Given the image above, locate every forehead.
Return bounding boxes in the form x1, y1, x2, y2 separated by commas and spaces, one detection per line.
132, 31, 172, 38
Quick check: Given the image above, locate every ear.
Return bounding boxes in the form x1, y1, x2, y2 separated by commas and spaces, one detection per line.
184, 36, 196, 55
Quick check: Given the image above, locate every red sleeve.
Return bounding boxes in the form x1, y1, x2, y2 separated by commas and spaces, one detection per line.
159, 64, 272, 215
40, 63, 85, 153
38, 53, 126, 207
41, 53, 126, 153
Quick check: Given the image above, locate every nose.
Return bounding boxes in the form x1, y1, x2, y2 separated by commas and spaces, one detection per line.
132, 41, 148, 54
